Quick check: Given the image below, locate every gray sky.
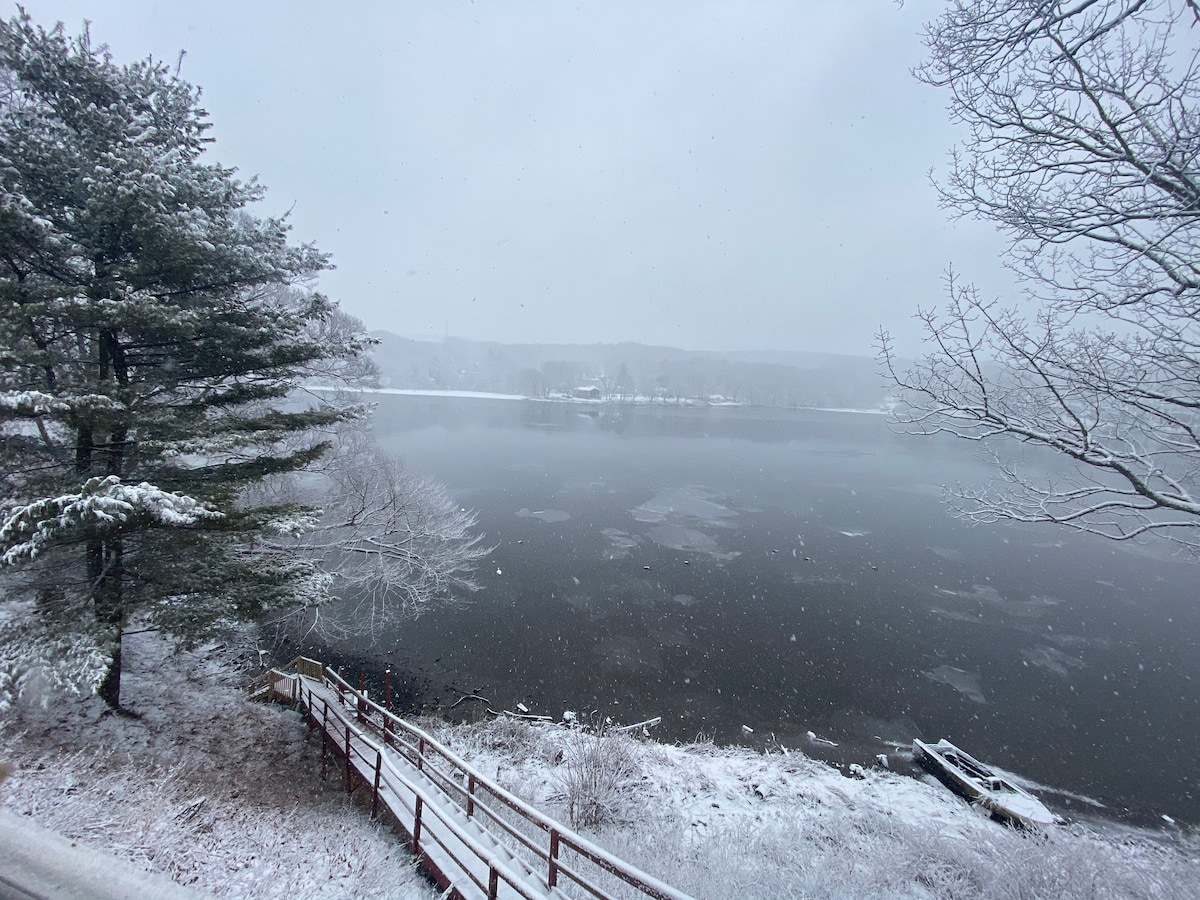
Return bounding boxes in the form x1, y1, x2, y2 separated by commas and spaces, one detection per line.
22, 0, 1015, 357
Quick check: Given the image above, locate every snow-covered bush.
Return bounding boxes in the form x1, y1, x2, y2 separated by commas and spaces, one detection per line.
553, 726, 643, 829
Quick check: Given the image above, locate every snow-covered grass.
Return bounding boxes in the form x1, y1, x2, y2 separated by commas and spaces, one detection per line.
2, 634, 1196, 899
554, 726, 643, 828
419, 717, 1198, 900
1, 632, 435, 899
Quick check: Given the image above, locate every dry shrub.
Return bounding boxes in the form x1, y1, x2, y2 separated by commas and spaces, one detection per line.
554, 727, 642, 829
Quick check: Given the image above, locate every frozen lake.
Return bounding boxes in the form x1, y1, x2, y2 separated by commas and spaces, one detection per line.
311, 394, 1200, 827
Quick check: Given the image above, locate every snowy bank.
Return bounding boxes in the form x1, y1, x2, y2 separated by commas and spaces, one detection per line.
2, 634, 1195, 899
0, 632, 435, 899
305, 384, 895, 414
415, 716, 1197, 900
308, 385, 526, 401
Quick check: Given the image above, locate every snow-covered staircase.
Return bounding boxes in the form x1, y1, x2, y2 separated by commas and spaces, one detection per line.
255, 658, 691, 900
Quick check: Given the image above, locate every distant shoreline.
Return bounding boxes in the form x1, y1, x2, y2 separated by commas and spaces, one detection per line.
309, 385, 892, 415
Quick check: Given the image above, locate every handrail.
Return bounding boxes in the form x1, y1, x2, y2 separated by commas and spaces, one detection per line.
319, 666, 690, 900
260, 660, 692, 900
295, 676, 543, 900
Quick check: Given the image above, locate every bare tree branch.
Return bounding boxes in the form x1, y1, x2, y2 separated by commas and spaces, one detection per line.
257, 427, 492, 639
882, 1, 1200, 555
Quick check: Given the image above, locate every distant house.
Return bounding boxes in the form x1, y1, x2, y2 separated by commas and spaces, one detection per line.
571, 385, 601, 400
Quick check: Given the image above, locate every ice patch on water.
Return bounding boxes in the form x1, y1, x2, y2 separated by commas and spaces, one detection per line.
930, 547, 966, 562
646, 524, 739, 560
993, 594, 1061, 619
556, 479, 608, 499
929, 607, 983, 624
838, 530, 869, 538
1039, 630, 1110, 650
1021, 645, 1085, 677
630, 486, 738, 526
600, 527, 640, 559
925, 665, 987, 704
932, 585, 1061, 620
791, 573, 852, 587
516, 507, 571, 523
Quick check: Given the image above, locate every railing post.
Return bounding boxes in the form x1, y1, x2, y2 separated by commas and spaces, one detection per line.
344, 724, 353, 793
385, 667, 392, 710
488, 865, 499, 900
320, 700, 329, 781
412, 796, 423, 853
467, 773, 476, 818
371, 750, 382, 819
417, 737, 425, 772
549, 829, 560, 888
357, 670, 367, 724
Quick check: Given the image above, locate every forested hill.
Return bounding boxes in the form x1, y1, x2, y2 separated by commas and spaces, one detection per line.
370, 332, 891, 409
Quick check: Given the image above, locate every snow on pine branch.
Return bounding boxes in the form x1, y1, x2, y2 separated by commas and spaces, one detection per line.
0, 391, 127, 417
0, 601, 109, 712
0, 476, 221, 566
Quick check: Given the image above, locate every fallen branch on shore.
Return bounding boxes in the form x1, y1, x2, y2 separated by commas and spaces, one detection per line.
449, 692, 492, 710
612, 716, 662, 734
487, 708, 555, 722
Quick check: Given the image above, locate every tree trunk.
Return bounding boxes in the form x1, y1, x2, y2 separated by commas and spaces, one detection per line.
93, 535, 126, 711
96, 620, 123, 710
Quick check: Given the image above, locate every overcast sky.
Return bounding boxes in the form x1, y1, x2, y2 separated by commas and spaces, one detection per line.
21, 0, 1016, 357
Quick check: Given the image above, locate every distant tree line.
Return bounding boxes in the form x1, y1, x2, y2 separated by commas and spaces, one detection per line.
371, 333, 890, 410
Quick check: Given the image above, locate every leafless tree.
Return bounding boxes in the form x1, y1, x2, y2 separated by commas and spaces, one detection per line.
257, 428, 492, 640
213, 290, 490, 641
880, 0, 1200, 554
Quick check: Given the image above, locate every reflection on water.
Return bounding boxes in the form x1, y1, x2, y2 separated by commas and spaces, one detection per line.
306, 395, 1200, 827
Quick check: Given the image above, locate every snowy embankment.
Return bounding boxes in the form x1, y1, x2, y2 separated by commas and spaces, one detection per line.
418, 717, 1196, 899
2, 634, 1196, 899
1, 633, 435, 899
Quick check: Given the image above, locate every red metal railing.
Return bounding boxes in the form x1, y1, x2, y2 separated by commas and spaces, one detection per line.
262, 658, 691, 900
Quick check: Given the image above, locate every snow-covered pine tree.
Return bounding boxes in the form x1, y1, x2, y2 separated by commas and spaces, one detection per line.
0, 13, 367, 709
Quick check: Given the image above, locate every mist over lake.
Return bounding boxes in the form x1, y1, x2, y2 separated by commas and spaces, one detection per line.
312, 394, 1200, 827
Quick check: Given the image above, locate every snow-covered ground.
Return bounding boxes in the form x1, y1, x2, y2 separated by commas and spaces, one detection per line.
2, 634, 1196, 899
308, 384, 526, 400
1, 632, 435, 899
416, 716, 1196, 899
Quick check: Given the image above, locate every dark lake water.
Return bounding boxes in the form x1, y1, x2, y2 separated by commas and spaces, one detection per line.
310, 394, 1200, 827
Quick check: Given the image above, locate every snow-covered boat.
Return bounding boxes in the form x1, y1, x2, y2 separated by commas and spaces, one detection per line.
912, 738, 1056, 829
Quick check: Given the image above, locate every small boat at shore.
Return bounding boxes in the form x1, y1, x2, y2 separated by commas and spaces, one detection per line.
913, 738, 1056, 829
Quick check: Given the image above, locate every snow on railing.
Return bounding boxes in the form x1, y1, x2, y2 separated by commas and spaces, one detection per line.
256, 658, 692, 900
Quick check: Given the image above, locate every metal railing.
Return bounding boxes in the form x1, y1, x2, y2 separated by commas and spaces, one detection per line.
258, 658, 691, 900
